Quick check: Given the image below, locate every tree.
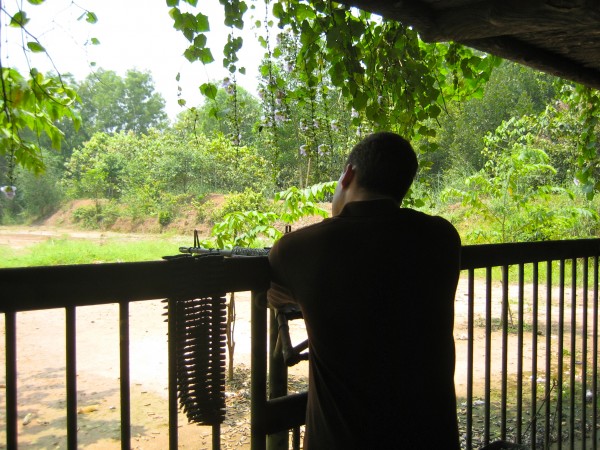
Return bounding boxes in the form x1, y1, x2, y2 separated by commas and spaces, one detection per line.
252, 30, 356, 188
76, 68, 168, 139
443, 116, 598, 243
122, 70, 169, 134
434, 60, 558, 173
175, 84, 261, 144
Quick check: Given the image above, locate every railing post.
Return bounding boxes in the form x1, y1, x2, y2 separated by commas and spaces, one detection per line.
251, 290, 268, 450
119, 302, 131, 450
466, 269, 475, 450
5, 311, 17, 450
167, 298, 178, 450
65, 306, 78, 450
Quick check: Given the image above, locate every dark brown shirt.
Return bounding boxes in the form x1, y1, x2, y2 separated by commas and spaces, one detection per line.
268, 199, 461, 449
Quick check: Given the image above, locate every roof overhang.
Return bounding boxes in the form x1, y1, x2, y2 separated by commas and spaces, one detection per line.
338, 0, 600, 89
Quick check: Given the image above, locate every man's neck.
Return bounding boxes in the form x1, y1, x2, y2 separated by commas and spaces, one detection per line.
346, 188, 396, 205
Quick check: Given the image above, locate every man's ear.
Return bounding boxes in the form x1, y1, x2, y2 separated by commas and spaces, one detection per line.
340, 164, 356, 188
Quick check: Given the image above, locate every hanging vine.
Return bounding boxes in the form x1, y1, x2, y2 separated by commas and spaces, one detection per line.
223, 29, 243, 149
258, 0, 284, 185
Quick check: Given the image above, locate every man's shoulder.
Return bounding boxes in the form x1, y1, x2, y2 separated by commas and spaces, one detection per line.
401, 208, 458, 229
399, 209, 461, 247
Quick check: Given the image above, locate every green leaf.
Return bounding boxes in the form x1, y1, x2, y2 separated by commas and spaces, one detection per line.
90, 37, 100, 45
184, 46, 214, 64
199, 48, 214, 64
200, 82, 218, 100
10, 11, 29, 27
86, 12, 98, 24
352, 91, 368, 110
272, 2, 284, 19
295, 4, 315, 21
193, 33, 208, 48
26, 42, 46, 53
26, 0, 45, 4
195, 12, 210, 32
166, 0, 179, 6
428, 103, 441, 118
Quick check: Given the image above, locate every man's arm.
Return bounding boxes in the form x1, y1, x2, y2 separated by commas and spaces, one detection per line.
267, 281, 297, 309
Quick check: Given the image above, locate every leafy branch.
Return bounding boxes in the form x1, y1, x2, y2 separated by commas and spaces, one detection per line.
0, 1, 96, 178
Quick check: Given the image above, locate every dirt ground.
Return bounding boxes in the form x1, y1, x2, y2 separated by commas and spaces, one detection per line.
0, 226, 539, 449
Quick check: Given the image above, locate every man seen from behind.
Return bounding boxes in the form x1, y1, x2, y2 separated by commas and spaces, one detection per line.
268, 131, 461, 449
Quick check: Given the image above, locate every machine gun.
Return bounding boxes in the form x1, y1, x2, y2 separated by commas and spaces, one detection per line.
178, 231, 308, 367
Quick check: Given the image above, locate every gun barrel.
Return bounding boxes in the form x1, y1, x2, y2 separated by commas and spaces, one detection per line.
179, 246, 270, 257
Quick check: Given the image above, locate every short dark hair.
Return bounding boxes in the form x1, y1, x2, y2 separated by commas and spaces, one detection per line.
346, 132, 418, 203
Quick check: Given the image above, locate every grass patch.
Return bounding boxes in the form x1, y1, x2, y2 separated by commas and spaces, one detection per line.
0, 237, 189, 268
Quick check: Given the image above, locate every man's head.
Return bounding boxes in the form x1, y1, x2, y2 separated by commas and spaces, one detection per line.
332, 132, 418, 216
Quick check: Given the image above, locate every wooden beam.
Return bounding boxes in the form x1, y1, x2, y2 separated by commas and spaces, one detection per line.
0, 256, 270, 312
339, 0, 436, 36
339, 0, 600, 88
341, 0, 600, 42
462, 34, 600, 90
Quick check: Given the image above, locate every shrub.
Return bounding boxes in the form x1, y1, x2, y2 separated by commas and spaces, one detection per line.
208, 188, 269, 224
158, 210, 173, 227
72, 202, 119, 229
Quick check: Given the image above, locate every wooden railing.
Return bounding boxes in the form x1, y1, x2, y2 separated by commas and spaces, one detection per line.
1, 239, 600, 449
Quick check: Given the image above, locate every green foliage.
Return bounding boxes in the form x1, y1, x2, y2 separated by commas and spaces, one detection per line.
203, 134, 273, 192
76, 68, 168, 139
254, 31, 355, 187
4, 0, 600, 250
158, 210, 173, 227
62, 130, 274, 227
442, 117, 598, 243
179, 85, 261, 145
63, 132, 129, 199
205, 181, 336, 249
0, 68, 81, 175
197, 192, 277, 249
274, 181, 337, 224
172, 2, 500, 191
433, 60, 558, 172
0, 1, 99, 175
217, 188, 268, 218
559, 84, 600, 198
15, 151, 65, 221
212, 210, 279, 248
72, 201, 118, 229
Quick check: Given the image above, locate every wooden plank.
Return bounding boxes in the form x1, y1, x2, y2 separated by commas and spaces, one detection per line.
0, 256, 270, 312
461, 238, 600, 269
